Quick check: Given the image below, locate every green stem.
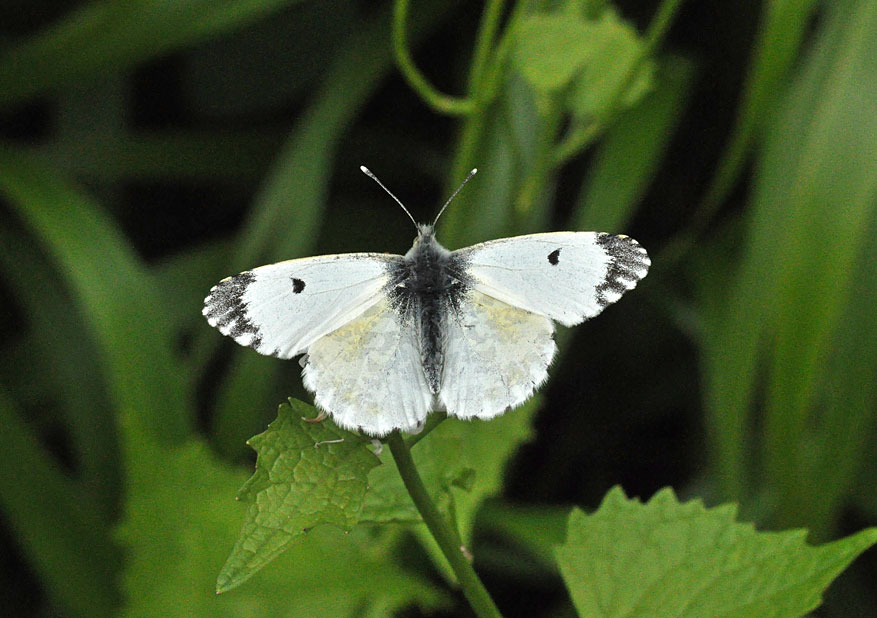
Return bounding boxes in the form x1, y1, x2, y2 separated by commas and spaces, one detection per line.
404, 411, 447, 449
465, 0, 507, 96
443, 0, 520, 242
393, 0, 475, 115
386, 431, 503, 618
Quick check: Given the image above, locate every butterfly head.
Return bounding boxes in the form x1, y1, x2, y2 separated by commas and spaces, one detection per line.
405, 223, 447, 261
415, 223, 436, 243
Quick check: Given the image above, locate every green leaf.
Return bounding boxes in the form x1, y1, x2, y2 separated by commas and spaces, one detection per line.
566, 11, 654, 117
757, 0, 877, 530
513, 14, 595, 91
0, 223, 119, 513
807, 209, 877, 538
117, 406, 443, 617
556, 487, 877, 618
698, 0, 877, 510
216, 399, 380, 593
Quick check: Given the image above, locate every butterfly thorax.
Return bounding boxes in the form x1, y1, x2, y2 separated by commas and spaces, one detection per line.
387, 226, 470, 394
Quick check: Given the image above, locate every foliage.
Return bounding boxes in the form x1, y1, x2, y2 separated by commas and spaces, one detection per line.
216, 399, 380, 592
116, 410, 444, 617
557, 488, 877, 617
0, 0, 875, 616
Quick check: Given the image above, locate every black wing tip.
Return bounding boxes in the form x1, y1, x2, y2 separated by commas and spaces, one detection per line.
202, 270, 265, 350
594, 233, 650, 309
596, 233, 650, 270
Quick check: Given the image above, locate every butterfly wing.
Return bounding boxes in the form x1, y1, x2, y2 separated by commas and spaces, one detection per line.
203, 254, 395, 359
440, 290, 556, 420
438, 231, 649, 419
302, 297, 433, 436
455, 232, 650, 326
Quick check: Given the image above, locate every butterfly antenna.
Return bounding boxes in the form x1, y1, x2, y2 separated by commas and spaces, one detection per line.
360, 166, 418, 228
433, 168, 477, 226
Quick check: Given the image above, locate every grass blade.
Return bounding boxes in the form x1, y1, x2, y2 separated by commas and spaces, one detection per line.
0, 0, 306, 105
0, 225, 120, 515
572, 54, 694, 232
699, 0, 820, 217
759, 0, 877, 529
0, 390, 119, 618
0, 148, 193, 442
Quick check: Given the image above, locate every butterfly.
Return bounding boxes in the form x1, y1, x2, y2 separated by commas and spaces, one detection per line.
203, 167, 650, 436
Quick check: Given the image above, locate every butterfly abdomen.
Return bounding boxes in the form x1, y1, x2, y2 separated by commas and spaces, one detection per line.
386, 231, 470, 394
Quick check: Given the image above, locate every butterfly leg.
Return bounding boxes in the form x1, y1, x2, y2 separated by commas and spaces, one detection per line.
302, 410, 329, 423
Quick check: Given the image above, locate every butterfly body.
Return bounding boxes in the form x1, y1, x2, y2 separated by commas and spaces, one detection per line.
387, 224, 468, 395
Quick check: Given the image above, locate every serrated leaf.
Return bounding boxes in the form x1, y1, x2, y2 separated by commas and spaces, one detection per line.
216, 399, 380, 593
117, 410, 443, 617
567, 11, 654, 117
513, 14, 596, 91
556, 487, 877, 618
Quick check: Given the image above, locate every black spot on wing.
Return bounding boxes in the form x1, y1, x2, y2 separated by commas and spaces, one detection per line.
548, 248, 561, 265
594, 233, 651, 308
291, 278, 305, 293
203, 271, 264, 351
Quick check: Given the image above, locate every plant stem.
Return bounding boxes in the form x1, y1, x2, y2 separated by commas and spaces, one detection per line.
386, 431, 503, 618
465, 0, 507, 96
404, 411, 447, 449
443, 0, 520, 242
393, 0, 474, 115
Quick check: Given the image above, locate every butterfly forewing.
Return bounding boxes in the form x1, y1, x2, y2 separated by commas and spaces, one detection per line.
456, 232, 650, 326
202, 254, 396, 359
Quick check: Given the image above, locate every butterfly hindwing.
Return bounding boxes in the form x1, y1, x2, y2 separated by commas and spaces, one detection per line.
302, 297, 433, 435
203, 254, 395, 359
440, 290, 556, 420
456, 232, 650, 326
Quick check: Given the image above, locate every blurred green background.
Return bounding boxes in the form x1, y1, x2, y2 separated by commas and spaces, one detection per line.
1, 0, 875, 616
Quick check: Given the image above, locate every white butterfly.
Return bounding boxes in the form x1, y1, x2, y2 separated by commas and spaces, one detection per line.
203, 168, 650, 436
